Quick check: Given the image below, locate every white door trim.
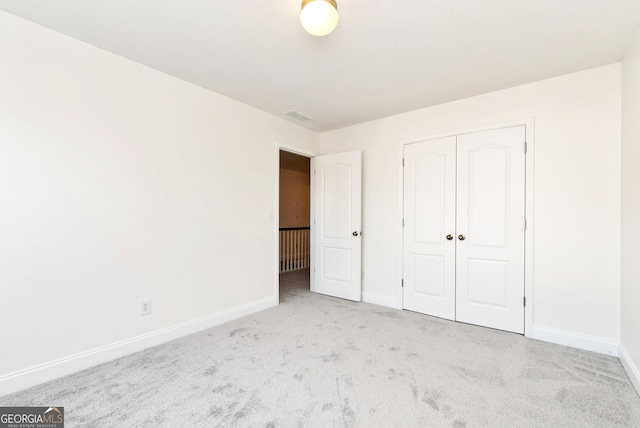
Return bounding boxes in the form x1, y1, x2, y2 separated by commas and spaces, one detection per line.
274, 142, 316, 304
397, 118, 535, 336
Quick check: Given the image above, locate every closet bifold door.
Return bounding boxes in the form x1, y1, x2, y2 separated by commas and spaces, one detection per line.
402, 136, 457, 320
455, 126, 526, 334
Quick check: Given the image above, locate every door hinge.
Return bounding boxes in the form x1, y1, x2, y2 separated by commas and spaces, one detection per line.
402, 279, 404, 288
402, 158, 405, 167
524, 142, 528, 153
402, 219, 404, 227
524, 219, 527, 230
523, 296, 526, 307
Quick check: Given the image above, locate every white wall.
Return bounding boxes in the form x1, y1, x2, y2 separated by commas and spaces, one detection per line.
0, 11, 315, 394
621, 26, 640, 392
316, 64, 622, 351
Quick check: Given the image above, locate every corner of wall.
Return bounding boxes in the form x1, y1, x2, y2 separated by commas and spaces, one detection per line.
620, 22, 640, 398
620, 344, 640, 396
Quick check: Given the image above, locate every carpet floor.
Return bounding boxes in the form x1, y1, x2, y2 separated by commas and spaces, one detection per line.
2, 268, 639, 427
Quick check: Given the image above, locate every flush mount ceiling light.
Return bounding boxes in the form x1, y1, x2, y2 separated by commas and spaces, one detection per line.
300, 0, 339, 37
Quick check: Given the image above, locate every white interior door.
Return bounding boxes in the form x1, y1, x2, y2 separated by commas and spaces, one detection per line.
403, 137, 456, 320
312, 151, 362, 301
455, 126, 526, 333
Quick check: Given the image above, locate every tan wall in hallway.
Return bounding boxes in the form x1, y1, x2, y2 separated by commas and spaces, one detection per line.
279, 169, 310, 228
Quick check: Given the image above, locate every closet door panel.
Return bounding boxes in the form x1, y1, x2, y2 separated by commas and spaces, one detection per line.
403, 137, 456, 320
455, 126, 526, 334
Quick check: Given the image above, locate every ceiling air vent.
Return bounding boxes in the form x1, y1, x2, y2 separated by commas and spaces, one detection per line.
284, 110, 313, 122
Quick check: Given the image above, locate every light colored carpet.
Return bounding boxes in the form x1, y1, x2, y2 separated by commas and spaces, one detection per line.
2, 268, 639, 427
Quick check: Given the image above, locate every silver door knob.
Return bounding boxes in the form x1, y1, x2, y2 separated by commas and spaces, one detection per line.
458, 234, 466, 241
352, 231, 360, 237
446, 234, 453, 241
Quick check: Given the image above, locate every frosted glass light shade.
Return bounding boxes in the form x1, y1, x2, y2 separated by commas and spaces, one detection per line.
300, 0, 339, 37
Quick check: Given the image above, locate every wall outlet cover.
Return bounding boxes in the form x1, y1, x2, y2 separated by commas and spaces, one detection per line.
140, 299, 151, 316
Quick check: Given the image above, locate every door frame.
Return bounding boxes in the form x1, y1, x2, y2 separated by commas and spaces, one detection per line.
397, 118, 535, 336
274, 142, 316, 305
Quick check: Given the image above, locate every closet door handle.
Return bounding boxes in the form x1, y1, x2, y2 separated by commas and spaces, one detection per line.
458, 234, 466, 241
446, 234, 454, 241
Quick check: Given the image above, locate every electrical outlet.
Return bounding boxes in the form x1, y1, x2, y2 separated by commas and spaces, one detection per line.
140, 299, 151, 316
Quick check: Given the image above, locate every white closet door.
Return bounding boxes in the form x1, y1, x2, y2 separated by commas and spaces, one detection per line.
455, 126, 526, 334
403, 137, 456, 320
312, 151, 362, 302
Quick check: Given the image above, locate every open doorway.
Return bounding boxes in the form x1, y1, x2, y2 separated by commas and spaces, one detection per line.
278, 149, 311, 302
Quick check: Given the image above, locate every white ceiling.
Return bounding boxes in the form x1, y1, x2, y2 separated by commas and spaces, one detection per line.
1, 0, 639, 132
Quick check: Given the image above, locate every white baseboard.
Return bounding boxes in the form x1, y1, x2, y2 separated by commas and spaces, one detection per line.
529, 325, 619, 356
362, 292, 400, 309
0, 296, 277, 398
619, 343, 640, 396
